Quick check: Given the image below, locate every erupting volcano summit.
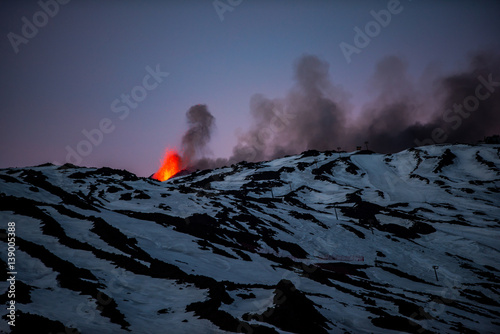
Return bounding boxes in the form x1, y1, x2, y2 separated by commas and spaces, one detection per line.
152, 149, 183, 181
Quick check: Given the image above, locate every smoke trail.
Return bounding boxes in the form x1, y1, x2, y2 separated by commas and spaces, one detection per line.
181, 104, 215, 166
357, 51, 500, 152
431, 51, 500, 145
184, 51, 499, 170
230, 54, 350, 164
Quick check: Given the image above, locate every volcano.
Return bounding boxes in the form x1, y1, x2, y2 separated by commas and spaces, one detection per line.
1, 144, 499, 333
152, 149, 183, 181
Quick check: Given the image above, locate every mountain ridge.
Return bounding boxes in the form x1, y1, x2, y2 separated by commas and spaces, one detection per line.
1, 144, 499, 333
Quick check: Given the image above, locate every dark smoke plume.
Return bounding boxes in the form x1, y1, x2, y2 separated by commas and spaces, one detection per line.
356, 51, 500, 152
229, 55, 351, 164
180, 104, 215, 166
183, 51, 500, 170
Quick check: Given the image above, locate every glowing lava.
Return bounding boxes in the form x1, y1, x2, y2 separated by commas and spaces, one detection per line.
152, 149, 182, 181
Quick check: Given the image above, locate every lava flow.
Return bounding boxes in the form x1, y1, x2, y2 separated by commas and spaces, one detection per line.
152, 149, 182, 181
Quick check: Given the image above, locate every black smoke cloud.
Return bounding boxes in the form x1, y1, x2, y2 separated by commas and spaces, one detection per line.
229, 56, 351, 162
182, 51, 500, 170
180, 104, 215, 166
358, 51, 500, 152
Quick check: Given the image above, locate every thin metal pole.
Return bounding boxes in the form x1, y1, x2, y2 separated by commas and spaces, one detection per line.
433, 266, 439, 281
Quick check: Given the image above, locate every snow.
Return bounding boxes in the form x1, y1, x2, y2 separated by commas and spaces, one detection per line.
0, 144, 499, 333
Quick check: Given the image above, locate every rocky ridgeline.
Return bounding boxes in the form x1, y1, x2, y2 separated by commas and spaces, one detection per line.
0, 144, 499, 333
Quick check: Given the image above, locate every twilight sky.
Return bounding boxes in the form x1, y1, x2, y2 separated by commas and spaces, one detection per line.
1, 0, 499, 176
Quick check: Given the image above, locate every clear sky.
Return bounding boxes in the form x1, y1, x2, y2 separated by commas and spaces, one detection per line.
1, 0, 499, 176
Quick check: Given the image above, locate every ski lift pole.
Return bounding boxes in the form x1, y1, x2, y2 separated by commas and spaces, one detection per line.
433, 265, 439, 281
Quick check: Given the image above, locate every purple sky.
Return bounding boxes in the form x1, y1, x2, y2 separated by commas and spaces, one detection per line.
1, 0, 499, 176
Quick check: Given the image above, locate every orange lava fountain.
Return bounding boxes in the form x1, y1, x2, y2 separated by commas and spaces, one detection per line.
152, 149, 182, 181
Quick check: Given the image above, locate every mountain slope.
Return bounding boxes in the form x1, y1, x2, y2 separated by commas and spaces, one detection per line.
1, 144, 500, 333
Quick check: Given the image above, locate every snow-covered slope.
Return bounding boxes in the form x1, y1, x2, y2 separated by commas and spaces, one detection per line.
1, 144, 499, 333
